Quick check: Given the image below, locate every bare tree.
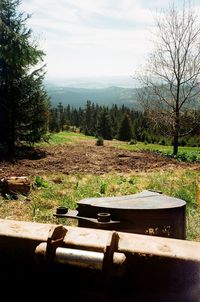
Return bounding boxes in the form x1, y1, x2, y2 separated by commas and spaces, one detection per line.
136, 2, 200, 155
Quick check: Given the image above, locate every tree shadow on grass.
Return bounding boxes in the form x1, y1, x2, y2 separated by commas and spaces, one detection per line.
0, 144, 47, 161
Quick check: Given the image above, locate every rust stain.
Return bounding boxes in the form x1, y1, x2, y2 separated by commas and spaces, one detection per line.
159, 244, 171, 253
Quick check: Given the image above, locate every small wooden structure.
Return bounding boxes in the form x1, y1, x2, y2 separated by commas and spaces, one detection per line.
1, 176, 31, 195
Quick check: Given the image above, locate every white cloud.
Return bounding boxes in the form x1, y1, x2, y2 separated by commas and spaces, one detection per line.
20, 0, 200, 78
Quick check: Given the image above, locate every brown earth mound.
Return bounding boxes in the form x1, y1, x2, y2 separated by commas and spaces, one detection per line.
0, 141, 195, 178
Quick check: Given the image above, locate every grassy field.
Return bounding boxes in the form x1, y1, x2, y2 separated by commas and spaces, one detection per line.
112, 141, 200, 162
1, 167, 200, 241
36, 131, 95, 147
37, 131, 200, 161
114, 141, 200, 153
36, 131, 200, 162
0, 131, 200, 241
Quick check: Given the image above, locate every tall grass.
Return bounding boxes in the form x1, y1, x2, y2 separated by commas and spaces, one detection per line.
0, 169, 199, 241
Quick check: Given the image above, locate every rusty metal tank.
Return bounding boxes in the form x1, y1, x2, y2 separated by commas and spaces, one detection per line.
55, 190, 186, 239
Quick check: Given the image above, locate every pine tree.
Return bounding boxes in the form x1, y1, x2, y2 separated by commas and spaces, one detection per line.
96, 108, 113, 140
118, 113, 133, 141
0, 0, 50, 154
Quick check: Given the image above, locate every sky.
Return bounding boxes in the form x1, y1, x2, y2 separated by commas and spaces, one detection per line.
20, 0, 200, 81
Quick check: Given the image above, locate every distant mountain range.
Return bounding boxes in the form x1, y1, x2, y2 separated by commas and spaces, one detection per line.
45, 76, 140, 108
45, 77, 200, 110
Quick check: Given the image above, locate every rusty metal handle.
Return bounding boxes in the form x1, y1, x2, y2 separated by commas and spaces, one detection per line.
54, 210, 121, 225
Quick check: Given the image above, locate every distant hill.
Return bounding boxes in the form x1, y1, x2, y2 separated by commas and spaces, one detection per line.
46, 85, 140, 108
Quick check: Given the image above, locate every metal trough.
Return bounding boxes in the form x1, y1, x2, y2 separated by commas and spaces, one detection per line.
54, 190, 186, 239
0, 219, 199, 301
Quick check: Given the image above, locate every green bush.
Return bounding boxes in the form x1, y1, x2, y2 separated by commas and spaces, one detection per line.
179, 139, 187, 146
99, 181, 108, 194
129, 139, 137, 145
34, 176, 49, 188
96, 137, 104, 146
158, 139, 166, 145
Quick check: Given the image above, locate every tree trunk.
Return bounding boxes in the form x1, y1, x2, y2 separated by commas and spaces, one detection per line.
173, 131, 179, 156
7, 100, 15, 156
173, 92, 180, 156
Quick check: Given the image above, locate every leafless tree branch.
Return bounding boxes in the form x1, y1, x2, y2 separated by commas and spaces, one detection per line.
136, 1, 200, 154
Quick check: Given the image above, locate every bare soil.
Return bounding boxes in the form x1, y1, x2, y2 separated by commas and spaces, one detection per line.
0, 140, 197, 178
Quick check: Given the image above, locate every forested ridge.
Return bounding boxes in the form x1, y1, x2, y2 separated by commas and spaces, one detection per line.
49, 100, 200, 147
1, 0, 200, 157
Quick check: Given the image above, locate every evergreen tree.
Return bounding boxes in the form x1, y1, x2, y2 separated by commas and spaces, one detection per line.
49, 108, 58, 132
0, 0, 50, 154
83, 100, 92, 135
96, 108, 113, 140
118, 113, 133, 141
17, 73, 50, 144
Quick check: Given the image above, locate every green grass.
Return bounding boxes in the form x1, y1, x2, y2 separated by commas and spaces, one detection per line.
0, 170, 199, 241
112, 141, 200, 162
35, 131, 95, 147
113, 140, 200, 153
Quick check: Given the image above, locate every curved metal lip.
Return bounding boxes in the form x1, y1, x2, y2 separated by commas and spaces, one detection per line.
77, 190, 186, 210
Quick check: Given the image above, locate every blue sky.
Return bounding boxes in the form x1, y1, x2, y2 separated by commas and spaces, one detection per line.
20, 0, 200, 80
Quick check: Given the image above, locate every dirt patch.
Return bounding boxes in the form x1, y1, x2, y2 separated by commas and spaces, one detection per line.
0, 141, 197, 178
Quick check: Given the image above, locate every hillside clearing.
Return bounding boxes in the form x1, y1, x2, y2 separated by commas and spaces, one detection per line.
0, 138, 197, 178
0, 132, 200, 242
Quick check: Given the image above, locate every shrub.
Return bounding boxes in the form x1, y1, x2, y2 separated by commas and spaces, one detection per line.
129, 139, 137, 145
159, 139, 166, 145
99, 181, 107, 194
34, 176, 49, 188
179, 139, 187, 146
96, 137, 104, 146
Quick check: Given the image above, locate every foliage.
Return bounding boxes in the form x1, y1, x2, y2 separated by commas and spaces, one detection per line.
34, 176, 49, 188
99, 180, 108, 194
0, 0, 50, 154
118, 113, 133, 141
96, 108, 113, 140
49, 102, 200, 149
96, 137, 104, 146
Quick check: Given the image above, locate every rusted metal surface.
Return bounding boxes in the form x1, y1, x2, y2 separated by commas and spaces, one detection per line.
0, 219, 200, 301
117, 232, 200, 302
55, 190, 186, 239
54, 209, 120, 226
0, 219, 197, 263
0, 219, 53, 243
62, 226, 115, 252
118, 232, 200, 261
35, 224, 67, 263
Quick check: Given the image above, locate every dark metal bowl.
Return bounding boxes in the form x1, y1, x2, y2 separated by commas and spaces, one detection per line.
97, 213, 111, 223
56, 206, 68, 215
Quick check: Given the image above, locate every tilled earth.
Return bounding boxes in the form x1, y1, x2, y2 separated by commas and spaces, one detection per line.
0, 141, 196, 178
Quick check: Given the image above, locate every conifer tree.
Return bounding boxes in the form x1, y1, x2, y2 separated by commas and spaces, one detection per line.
96, 108, 113, 140
118, 113, 133, 141
0, 0, 50, 154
